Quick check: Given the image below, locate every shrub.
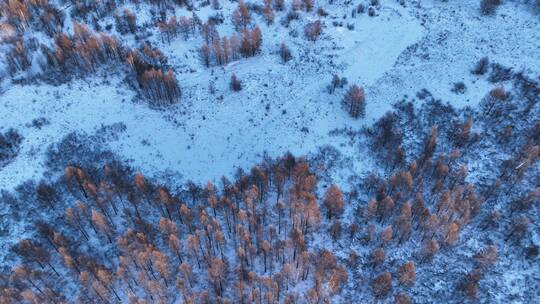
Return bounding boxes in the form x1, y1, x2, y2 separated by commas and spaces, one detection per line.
44, 132, 115, 173
472, 57, 489, 75
328, 74, 347, 93
397, 261, 416, 286
317, 8, 328, 17
451, 82, 467, 94
304, 20, 322, 41
460, 269, 484, 298
329, 75, 340, 93
279, 43, 292, 62
230, 73, 242, 91
488, 63, 513, 83
29, 117, 50, 129
525, 245, 539, 259
489, 86, 508, 101
281, 11, 299, 27
480, 0, 502, 16
0, 129, 23, 167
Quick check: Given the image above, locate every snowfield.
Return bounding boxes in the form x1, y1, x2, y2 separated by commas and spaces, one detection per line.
1, 0, 537, 190
0, 0, 423, 188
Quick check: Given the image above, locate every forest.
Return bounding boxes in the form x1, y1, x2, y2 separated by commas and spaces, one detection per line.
1, 66, 538, 302
0, 0, 539, 303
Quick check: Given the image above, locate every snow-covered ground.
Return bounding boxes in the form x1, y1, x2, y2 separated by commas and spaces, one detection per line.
0, 0, 539, 303
0, 0, 538, 189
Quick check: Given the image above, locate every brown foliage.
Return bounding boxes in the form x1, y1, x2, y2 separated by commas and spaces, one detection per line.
263, 0, 275, 24
371, 248, 385, 266
422, 127, 438, 161
460, 268, 483, 298
380, 226, 393, 244
474, 245, 498, 269
394, 293, 411, 304
444, 221, 460, 246
232, 1, 251, 29
371, 271, 392, 298
279, 42, 292, 62
329, 220, 342, 241
422, 238, 439, 260
343, 85, 366, 119
397, 261, 416, 286
328, 265, 348, 294
139, 68, 181, 105
323, 185, 345, 219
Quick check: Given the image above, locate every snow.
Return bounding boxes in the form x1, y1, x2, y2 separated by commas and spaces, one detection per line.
0, 78, 134, 188
0, 0, 539, 302
0, 0, 423, 189
335, 4, 424, 85
1, 0, 538, 192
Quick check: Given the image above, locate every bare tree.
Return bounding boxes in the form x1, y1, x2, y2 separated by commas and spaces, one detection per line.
395, 293, 411, 304
230, 74, 242, 92
371, 271, 392, 298
343, 85, 366, 119
232, 1, 251, 29
304, 20, 322, 41
397, 261, 416, 286
323, 185, 344, 219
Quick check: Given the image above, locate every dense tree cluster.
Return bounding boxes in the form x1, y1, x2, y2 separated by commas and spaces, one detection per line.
355, 124, 485, 299
115, 9, 138, 35
356, 68, 539, 300
50, 24, 180, 104
0, 0, 64, 35
1, 0, 338, 104
1, 0, 188, 105
1, 154, 354, 303
199, 10, 263, 68
42, 23, 123, 75
4, 74, 537, 300
139, 69, 181, 104
4, 39, 32, 75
